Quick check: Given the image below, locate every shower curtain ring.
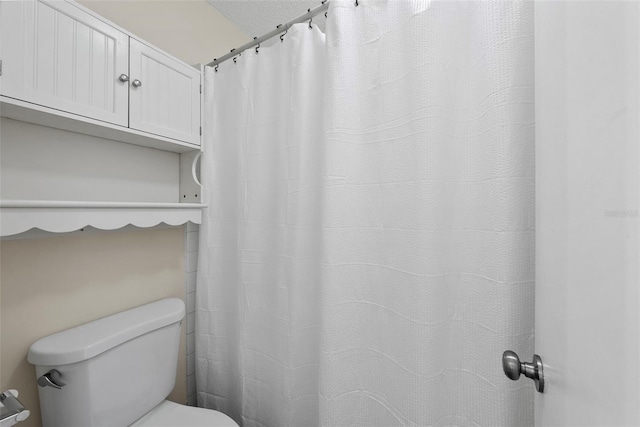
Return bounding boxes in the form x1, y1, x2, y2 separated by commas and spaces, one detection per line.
325, 11, 328, 18
308, 9, 313, 29
276, 24, 286, 42
254, 37, 260, 54
355, 0, 359, 6
213, 59, 219, 72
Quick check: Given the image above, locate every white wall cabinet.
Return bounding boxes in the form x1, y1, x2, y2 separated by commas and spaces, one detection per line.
0, 0, 205, 237
0, 0, 129, 126
0, 0, 201, 148
129, 39, 201, 145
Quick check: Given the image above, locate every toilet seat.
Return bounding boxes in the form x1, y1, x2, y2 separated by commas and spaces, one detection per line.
130, 400, 239, 427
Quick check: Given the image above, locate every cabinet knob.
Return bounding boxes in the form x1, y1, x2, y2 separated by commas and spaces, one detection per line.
132, 79, 142, 88
118, 74, 129, 82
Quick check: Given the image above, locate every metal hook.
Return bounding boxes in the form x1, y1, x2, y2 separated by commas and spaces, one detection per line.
254, 37, 260, 54
325, 11, 328, 18
355, 0, 359, 6
280, 27, 288, 42
214, 59, 219, 72
308, 9, 313, 29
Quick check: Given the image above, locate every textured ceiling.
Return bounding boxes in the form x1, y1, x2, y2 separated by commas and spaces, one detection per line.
206, 0, 327, 42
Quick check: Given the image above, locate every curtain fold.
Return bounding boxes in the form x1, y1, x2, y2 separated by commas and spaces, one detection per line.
197, 1, 534, 426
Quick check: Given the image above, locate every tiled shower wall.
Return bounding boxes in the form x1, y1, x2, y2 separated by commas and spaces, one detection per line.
185, 222, 199, 406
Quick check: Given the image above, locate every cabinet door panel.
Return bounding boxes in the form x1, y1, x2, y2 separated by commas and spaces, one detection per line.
129, 38, 200, 145
0, 0, 128, 126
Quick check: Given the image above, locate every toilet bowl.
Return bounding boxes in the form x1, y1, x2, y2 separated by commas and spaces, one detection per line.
131, 400, 237, 427
27, 298, 239, 427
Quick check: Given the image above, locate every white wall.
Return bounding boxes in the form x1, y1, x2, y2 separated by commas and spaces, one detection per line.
0, 118, 179, 203
77, 0, 249, 65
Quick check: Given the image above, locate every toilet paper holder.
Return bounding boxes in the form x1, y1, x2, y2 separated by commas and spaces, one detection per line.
0, 389, 30, 426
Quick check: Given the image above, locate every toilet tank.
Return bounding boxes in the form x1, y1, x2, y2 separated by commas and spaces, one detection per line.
27, 298, 185, 427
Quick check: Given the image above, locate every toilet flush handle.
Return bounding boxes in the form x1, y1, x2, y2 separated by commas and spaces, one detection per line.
37, 369, 65, 390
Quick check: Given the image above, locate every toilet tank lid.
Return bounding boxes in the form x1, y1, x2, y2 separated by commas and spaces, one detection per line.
27, 298, 185, 366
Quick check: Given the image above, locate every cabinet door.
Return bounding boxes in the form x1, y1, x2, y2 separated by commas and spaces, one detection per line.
128, 38, 201, 145
0, 0, 129, 126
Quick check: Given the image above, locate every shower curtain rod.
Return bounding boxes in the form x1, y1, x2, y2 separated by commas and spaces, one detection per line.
206, 0, 331, 68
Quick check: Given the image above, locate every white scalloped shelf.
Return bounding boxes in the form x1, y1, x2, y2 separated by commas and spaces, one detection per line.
0, 200, 205, 237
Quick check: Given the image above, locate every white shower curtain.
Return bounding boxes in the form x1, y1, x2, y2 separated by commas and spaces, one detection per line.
197, 1, 534, 426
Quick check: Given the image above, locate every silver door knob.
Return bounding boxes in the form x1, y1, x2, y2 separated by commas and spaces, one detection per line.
502, 350, 544, 393
37, 369, 65, 390
132, 79, 142, 88
118, 73, 129, 82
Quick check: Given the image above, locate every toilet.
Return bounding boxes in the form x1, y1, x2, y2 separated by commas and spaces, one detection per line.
27, 298, 238, 427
